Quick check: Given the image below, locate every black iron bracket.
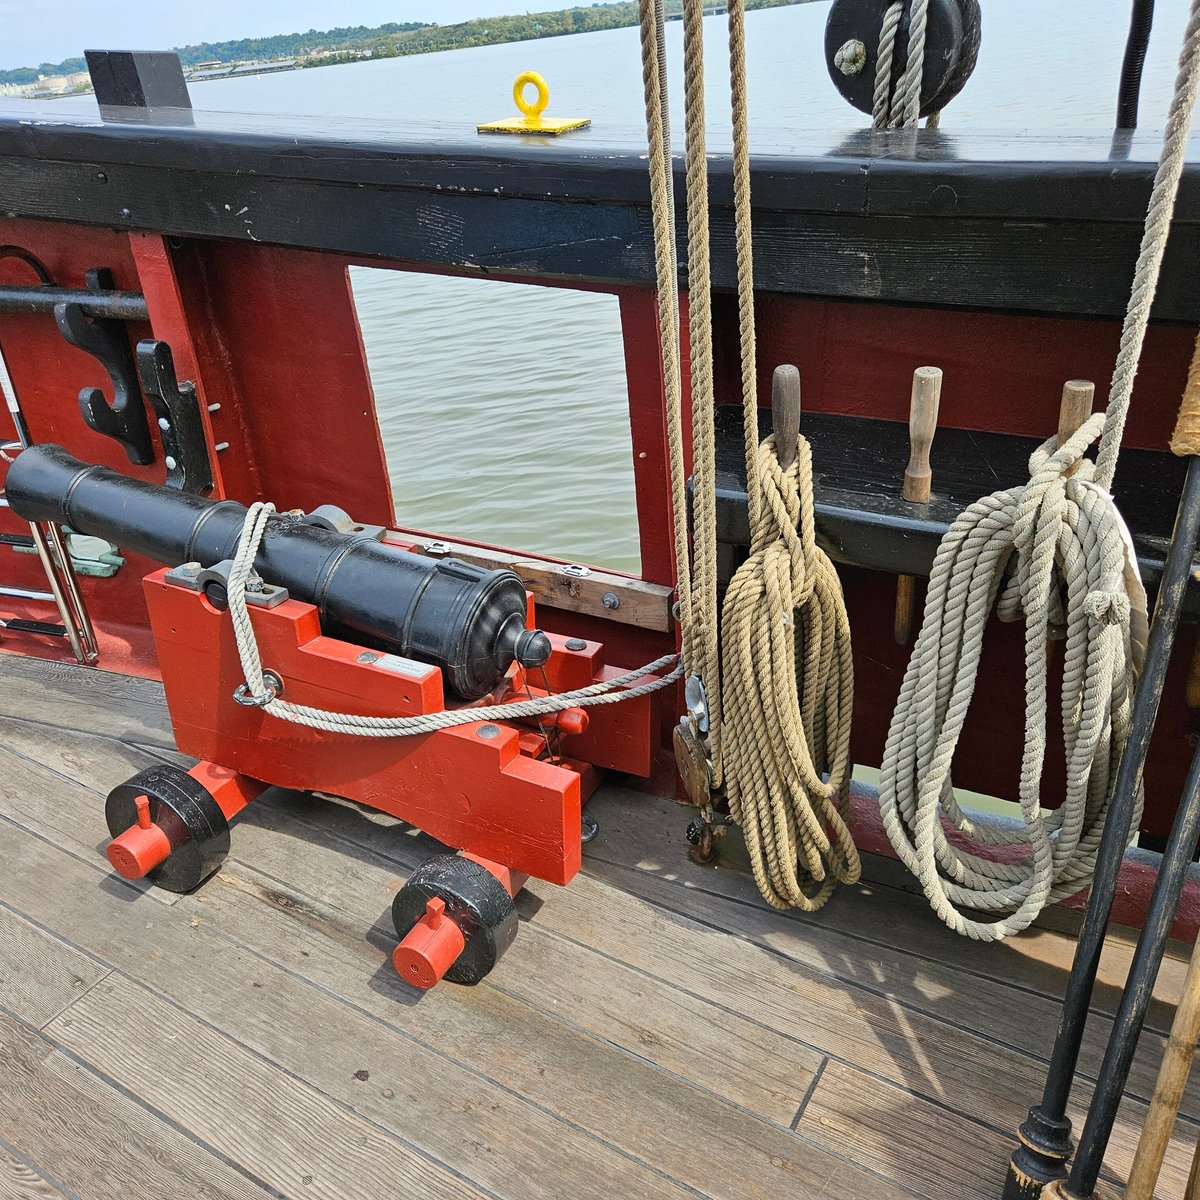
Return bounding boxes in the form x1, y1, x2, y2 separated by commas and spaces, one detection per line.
136, 339, 213, 496
54, 267, 155, 465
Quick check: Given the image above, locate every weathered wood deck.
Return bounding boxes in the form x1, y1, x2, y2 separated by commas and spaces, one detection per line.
0, 651, 1195, 1200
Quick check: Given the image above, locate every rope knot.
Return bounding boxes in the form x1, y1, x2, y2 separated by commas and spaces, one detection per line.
1084, 589, 1131, 625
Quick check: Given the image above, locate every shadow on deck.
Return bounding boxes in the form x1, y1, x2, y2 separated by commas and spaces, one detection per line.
0, 652, 1193, 1199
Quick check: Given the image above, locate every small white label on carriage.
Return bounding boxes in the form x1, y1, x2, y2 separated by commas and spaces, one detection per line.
373, 653, 435, 679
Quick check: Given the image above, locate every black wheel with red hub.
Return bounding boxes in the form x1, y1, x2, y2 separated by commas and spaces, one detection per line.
391, 854, 518, 986
105, 764, 231, 893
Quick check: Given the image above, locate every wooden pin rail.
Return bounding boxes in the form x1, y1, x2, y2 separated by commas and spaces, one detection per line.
402, 534, 675, 633
711, 407, 1199, 615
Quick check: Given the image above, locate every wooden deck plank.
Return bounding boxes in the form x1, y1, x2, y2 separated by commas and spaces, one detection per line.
0, 656, 172, 749
0, 1142, 68, 1200
581, 840, 1199, 1123
249, 786, 1196, 1141
0, 821, 696, 1200
211, 792, 1156, 1185
797, 1059, 1014, 1200
0, 725, 180, 905
798, 1058, 1195, 1200
46, 976, 490, 1200
584, 785, 1187, 1032
0, 904, 108, 1029
215, 791, 1186, 1196
201, 862, 909, 1200
0, 1006, 270, 1200
0, 757, 900, 1200
241, 792, 825, 1128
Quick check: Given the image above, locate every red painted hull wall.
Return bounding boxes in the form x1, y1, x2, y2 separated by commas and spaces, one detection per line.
0, 215, 1194, 851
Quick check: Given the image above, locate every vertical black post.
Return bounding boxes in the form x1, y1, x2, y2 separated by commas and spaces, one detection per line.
1001, 454, 1200, 1199
1066, 740, 1200, 1195
1117, 0, 1157, 129
85, 51, 193, 125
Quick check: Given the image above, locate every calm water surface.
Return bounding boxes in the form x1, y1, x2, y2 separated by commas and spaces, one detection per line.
179, 1, 1189, 571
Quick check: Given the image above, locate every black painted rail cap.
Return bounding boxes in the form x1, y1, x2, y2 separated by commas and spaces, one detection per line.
0, 101, 1196, 318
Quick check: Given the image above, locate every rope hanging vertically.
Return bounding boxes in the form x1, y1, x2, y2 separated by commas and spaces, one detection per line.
879, 0, 1200, 940
637, 0, 859, 910
719, 0, 859, 909
681, 0, 722, 759
873, 0, 930, 129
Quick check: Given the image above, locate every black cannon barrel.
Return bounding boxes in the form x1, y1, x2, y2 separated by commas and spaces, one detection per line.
7, 445, 549, 699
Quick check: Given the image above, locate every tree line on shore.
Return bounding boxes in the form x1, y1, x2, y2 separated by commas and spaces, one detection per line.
0, 0, 810, 87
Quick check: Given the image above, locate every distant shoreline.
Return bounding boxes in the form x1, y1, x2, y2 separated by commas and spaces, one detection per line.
1, 0, 818, 99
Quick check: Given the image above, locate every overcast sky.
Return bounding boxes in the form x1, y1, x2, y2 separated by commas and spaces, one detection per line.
0, 1, 575, 70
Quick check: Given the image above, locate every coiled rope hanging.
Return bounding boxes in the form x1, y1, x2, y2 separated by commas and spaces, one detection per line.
637, 0, 859, 909
721, 422, 859, 910
879, 0, 1200, 940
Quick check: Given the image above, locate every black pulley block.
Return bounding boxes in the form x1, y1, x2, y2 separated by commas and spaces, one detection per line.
391, 854, 518, 985
824, 0, 981, 119
105, 764, 231, 893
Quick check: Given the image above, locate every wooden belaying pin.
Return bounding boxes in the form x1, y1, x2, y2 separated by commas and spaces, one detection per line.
772, 364, 801, 468
894, 366, 942, 644
1046, 380, 1095, 667
1057, 379, 1095, 476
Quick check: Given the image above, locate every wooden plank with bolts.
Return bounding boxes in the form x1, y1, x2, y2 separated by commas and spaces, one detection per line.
404, 535, 674, 631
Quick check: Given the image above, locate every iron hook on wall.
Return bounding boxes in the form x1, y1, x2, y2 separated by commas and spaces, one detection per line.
53, 267, 154, 465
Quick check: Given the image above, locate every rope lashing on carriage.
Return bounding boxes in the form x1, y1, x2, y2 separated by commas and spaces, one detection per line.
226, 501, 682, 734
218, 0, 689, 740
637, 0, 859, 910
879, 0, 1200, 940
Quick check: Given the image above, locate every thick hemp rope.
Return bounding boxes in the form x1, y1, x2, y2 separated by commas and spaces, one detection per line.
880, 0, 1200, 940
638, 0, 858, 908
722, 436, 859, 910
225, 502, 680, 736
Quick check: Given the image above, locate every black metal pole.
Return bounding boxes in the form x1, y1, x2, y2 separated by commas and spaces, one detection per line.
0, 285, 148, 322
1001, 453, 1200, 1199
1118, 0, 1157, 129
1065, 735, 1200, 1195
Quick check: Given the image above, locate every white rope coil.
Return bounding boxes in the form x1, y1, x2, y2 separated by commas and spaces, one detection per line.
880, 421, 1141, 939
226, 502, 680, 737
879, 0, 1200, 940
